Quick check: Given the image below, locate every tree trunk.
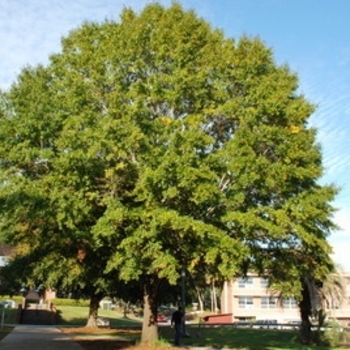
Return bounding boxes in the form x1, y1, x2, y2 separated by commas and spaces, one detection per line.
212, 283, 218, 313
299, 281, 312, 344
141, 277, 159, 344
123, 300, 130, 318
85, 294, 101, 328
196, 287, 204, 312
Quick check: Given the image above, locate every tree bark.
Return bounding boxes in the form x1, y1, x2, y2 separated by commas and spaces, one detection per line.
123, 300, 130, 318
85, 294, 102, 328
299, 281, 312, 344
141, 277, 159, 344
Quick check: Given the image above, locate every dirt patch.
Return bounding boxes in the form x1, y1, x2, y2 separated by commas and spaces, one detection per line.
74, 339, 133, 350
76, 343, 184, 350
61, 327, 136, 350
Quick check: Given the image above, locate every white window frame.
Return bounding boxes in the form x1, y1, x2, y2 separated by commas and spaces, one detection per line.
282, 297, 298, 309
261, 296, 277, 309
238, 277, 254, 289
238, 296, 254, 309
260, 277, 269, 288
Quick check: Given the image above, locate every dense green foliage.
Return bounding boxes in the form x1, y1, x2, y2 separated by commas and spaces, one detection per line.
0, 2, 337, 342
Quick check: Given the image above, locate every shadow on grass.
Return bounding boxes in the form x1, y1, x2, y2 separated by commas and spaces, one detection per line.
159, 326, 338, 350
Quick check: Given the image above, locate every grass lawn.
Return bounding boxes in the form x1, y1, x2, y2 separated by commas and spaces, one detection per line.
57, 305, 142, 328
62, 324, 350, 350
56, 305, 349, 350
4, 305, 349, 350
159, 325, 348, 350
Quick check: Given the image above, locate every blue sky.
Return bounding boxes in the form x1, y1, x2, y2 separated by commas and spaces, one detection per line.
0, 0, 349, 270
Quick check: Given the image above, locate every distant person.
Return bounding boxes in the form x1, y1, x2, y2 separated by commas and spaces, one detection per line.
171, 306, 184, 346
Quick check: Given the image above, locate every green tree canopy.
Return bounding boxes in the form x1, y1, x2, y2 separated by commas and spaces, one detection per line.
0, 2, 337, 342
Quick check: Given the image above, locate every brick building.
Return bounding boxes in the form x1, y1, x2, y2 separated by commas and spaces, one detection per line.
221, 272, 350, 326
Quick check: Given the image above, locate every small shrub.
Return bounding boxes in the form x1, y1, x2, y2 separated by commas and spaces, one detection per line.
320, 320, 343, 347
152, 337, 172, 347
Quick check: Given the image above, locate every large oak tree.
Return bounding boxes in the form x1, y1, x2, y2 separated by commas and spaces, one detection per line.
0, 3, 337, 343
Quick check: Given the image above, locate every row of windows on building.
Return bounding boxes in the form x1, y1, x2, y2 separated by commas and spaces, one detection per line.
239, 276, 350, 289
237, 276, 269, 288
237, 276, 350, 309
238, 297, 298, 309
237, 295, 350, 310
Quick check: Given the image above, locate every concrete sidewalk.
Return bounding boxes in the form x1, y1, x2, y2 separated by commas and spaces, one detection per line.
0, 325, 84, 349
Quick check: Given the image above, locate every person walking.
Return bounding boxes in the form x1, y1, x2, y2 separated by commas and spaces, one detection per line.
171, 306, 184, 346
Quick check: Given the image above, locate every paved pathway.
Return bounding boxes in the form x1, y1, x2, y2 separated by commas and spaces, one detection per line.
0, 325, 84, 349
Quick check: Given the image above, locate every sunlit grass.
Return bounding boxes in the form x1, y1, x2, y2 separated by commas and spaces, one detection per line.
56, 305, 142, 327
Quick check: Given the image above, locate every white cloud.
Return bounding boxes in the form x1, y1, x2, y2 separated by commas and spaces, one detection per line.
330, 208, 350, 271
0, 0, 172, 89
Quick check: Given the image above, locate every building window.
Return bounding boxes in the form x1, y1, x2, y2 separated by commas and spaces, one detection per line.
260, 277, 269, 288
261, 296, 277, 309
282, 297, 298, 309
238, 277, 254, 289
238, 296, 254, 309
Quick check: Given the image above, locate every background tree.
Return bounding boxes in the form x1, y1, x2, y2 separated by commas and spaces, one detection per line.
319, 270, 346, 312
0, 3, 337, 343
